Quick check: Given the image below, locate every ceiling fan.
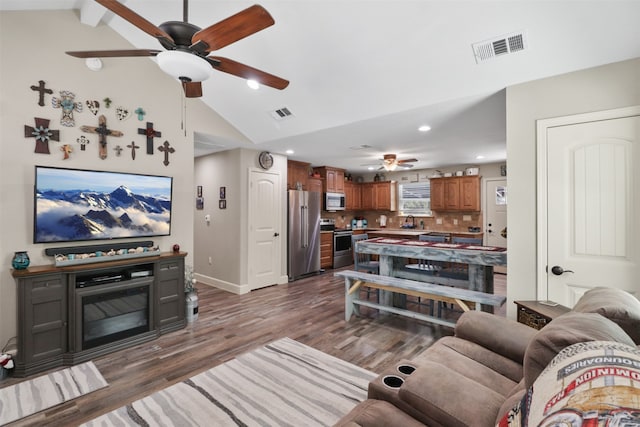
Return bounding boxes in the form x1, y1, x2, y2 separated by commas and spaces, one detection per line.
66, 0, 289, 98
380, 154, 417, 171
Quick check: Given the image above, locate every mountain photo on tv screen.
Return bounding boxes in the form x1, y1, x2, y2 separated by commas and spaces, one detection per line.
34, 166, 172, 244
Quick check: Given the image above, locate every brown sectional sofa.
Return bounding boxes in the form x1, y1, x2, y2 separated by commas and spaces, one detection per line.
335, 287, 640, 427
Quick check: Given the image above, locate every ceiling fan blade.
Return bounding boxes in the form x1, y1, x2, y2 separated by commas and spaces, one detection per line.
398, 158, 418, 164
66, 49, 161, 58
95, 0, 175, 46
399, 164, 414, 169
191, 5, 275, 52
208, 56, 289, 90
182, 81, 203, 98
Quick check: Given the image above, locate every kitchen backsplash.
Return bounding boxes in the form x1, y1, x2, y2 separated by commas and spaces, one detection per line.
322, 210, 483, 232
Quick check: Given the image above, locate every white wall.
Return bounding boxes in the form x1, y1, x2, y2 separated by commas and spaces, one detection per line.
0, 11, 246, 347
506, 57, 640, 318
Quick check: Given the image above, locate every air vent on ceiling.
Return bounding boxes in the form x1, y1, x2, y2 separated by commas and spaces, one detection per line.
270, 107, 294, 121
472, 31, 527, 63
349, 144, 373, 150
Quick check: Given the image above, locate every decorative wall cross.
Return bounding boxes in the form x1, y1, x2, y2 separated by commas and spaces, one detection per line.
158, 141, 175, 166
60, 144, 73, 160
135, 107, 146, 121
76, 135, 90, 151
127, 141, 140, 160
80, 115, 123, 160
138, 122, 161, 155
30, 80, 53, 106
52, 90, 82, 127
24, 117, 59, 154
114, 145, 123, 156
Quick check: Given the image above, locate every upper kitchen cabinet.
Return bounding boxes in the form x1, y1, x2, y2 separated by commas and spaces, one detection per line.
344, 181, 361, 210
308, 177, 323, 193
313, 166, 345, 193
430, 176, 480, 211
360, 181, 397, 211
287, 160, 311, 191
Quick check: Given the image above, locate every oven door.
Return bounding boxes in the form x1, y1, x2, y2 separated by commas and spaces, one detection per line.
333, 231, 353, 268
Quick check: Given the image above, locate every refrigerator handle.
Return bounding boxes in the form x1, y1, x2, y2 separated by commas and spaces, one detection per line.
301, 206, 308, 248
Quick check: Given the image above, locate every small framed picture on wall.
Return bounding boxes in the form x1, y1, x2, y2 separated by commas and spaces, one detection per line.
197, 185, 203, 198
219, 186, 226, 199
219, 199, 226, 209
196, 197, 204, 210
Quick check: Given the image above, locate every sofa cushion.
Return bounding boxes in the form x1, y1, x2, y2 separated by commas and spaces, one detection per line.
497, 341, 640, 427
413, 336, 520, 393
333, 399, 426, 427
523, 312, 635, 388
454, 311, 537, 364
399, 360, 505, 427
572, 286, 640, 343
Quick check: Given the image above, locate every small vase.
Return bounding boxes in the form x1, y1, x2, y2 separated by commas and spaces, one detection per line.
12, 251, 30, 270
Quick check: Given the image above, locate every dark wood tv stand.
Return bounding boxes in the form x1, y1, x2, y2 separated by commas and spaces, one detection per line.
11, 252, 187, 377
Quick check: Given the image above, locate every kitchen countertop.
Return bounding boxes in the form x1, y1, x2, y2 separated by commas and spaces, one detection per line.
367, 229, 430, 237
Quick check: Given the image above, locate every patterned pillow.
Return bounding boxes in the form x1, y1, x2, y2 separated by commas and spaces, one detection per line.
497, 341, 640, 427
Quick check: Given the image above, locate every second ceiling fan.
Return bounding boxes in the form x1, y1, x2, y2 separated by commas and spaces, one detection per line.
66, 0, 289, 98
380, 154, 417, 171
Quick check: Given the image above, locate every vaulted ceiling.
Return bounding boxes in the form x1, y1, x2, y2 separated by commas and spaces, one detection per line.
3, 0, 640, 172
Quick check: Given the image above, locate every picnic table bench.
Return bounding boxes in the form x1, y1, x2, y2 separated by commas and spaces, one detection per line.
335, 270, 506, 328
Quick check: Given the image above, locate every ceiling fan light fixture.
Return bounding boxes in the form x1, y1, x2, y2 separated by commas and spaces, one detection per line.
383, 162, 398, 171
157, 50, 211, 82
247, 79, 260, 90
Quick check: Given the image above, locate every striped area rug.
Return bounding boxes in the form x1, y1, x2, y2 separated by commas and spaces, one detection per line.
0, 361, 108, 425
82, 337, 377, 427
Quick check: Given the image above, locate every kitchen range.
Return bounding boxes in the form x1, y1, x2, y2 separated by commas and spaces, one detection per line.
320, 219, 353, 268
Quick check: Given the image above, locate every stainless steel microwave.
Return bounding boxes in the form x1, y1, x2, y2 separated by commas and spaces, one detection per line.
324, 192, 345, 211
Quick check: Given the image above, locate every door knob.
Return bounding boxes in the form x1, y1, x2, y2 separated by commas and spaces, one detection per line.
551, 265, 574, 275
274, 232, 280, 237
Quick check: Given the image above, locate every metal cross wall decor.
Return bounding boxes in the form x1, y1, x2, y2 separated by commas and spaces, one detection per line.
25, 117, 60, 154
158, 141, 175, 166
30, 80, 53, 106
138, 122, 161, 155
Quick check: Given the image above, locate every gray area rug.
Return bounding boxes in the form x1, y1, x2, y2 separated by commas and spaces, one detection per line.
0, 361, 108, 426
82, 337, 377, 426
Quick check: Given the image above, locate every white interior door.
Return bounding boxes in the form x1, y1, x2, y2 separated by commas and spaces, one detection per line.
484, 178, 507, 248
484, 178, 507, 274
538, 108, 640, 306
248, 169, 282, 290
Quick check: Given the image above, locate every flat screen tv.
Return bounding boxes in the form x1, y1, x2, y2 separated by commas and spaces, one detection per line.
34, 166, 173, 244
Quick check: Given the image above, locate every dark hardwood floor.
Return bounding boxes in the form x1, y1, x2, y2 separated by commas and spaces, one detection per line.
3, 267, 506, 427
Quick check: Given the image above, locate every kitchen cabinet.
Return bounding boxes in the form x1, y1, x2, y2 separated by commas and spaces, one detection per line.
287, 160, 310, 190
430, 176, 480, 212
320, 232, 333, 268
313, 166, 345, 193
308, 177, 322, 192
344, 181, 361, 210
360, 181, 397, 211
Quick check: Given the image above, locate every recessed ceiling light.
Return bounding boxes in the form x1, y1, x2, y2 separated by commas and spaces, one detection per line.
247, 79, 260, 90
285, 149, 294, 155
476, 155, 485, 160
418, 125, 431, 132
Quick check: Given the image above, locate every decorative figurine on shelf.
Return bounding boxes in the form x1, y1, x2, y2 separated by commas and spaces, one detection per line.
30, 80, 53, 107
25, 117, 59, 154
52, 90, 82, 127
11, 251, 30, 270
172, 244, 180, 253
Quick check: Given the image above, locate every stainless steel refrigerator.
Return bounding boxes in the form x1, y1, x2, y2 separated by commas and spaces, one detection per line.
287, 190, 321, 281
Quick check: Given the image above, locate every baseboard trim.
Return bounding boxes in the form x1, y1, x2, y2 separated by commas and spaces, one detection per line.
195, 273, 251, 295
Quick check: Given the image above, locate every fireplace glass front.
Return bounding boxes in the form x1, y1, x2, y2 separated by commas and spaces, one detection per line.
78, 281, 151, 350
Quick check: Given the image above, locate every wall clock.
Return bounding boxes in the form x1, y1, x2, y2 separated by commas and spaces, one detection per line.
258, 151, 274, 170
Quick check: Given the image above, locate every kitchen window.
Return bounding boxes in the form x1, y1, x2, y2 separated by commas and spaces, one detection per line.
398, 182, 431, 216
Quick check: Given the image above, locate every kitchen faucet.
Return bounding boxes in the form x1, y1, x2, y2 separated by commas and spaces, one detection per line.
405, 215, 415, 229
